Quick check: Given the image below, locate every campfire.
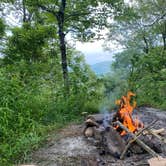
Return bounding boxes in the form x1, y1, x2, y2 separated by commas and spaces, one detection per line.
83, 91, 166, 165
113, 91, 144, 136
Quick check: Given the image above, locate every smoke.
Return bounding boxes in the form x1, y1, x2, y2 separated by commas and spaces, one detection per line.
100, 106, 111, 129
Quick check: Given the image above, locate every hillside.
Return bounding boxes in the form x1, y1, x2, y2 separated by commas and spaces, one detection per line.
90, 61, 112, 75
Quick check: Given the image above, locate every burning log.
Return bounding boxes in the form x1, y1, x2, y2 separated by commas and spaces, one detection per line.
113, 91, 144, 136
113, 121, 159, 158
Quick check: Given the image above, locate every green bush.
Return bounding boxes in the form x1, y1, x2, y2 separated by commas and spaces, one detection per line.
0, 57, 103, 165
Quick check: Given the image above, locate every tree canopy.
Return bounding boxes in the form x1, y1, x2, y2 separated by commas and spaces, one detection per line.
103, 0, 166, 109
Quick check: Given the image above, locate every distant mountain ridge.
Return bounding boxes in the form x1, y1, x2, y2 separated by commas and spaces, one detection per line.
90, 61, 112, 75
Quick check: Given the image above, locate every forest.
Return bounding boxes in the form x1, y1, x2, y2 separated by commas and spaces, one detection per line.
0, 0, 166, 165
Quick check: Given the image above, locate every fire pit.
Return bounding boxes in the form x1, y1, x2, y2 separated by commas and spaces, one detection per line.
83, 92, 166, 165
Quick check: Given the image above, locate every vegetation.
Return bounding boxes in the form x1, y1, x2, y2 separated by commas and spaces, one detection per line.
0, 0, 113, 164
103, 0, 166, 109
0, 0, 165, 165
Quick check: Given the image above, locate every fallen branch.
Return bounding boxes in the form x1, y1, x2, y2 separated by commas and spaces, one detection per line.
144, 128, 165, 135
147, 129, 166, 144
151, 128, 165, 135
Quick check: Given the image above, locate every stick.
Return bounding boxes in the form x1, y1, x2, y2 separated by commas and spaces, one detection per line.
120, 134, 138, 159
113, 121, 159, 158
148, 130, 166, 144
144, 128, 165, 135
136, 120, 157, 137
120, 120, 157, 159
151, 128, 165, 134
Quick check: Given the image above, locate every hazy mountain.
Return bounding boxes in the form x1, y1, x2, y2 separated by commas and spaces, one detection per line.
90, 61, 112, 75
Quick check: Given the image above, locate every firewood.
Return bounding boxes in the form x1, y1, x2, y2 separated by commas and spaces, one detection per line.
144, 128, 165, 135
87, 114, 104, 123
142, 127, 166, 144
113, 121, 159, 158
120, 120, 157, 159
152, 128, 165, 134
147, 129, 166, 144
85, 119, 99, 128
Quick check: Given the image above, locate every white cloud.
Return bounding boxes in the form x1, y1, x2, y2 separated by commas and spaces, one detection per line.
75, 39, 121, 65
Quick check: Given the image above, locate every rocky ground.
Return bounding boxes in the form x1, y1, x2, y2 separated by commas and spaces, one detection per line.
24, 107, 166, 166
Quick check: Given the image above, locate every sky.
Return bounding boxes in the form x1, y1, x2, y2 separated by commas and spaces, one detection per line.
73, 28, 122, 65
75, 38, 123, 65
75, 40, 115, 65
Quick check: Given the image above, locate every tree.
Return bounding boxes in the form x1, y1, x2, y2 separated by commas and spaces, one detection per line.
0, 18, 6, 59
0, 19, 5, 39
1, 0, 123, 94
3, 24, 55, 64
105, 0, 166, 52
103, 0, 166, 108
28, 0, 123, 94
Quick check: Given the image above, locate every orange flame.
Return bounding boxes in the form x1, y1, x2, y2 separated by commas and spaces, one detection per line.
115, 91, 144, 136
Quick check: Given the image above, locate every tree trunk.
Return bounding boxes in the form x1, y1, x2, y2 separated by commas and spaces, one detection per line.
57, 0, 69, 94
22, 0, 26, 22
37, 0, 69, 94
163, 34, 166, 50
143, 36, 149, 54
162, 21, 166, 50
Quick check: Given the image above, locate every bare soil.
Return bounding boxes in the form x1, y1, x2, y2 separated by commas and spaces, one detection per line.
26, 107, 166, 166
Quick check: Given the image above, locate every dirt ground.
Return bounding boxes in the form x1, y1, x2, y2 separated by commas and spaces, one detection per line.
25, 107, 166, 166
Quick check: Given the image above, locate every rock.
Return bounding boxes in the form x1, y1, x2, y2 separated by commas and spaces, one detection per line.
84, 127, 94, 137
